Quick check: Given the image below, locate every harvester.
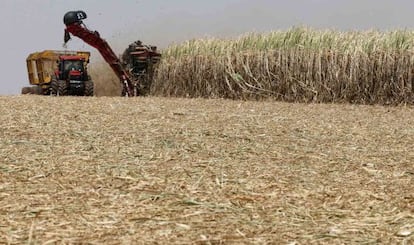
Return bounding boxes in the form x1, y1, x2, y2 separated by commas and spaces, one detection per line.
63, 10, 161, 96
23, 50, 93, 96
121, 40, 161, 95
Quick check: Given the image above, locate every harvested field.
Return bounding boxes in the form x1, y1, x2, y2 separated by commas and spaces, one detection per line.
0, 95, 413, 244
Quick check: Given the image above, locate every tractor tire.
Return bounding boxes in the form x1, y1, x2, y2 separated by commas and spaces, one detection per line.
57, 80, 68, 96
50, 76, 59, 95
84, 80, 94, 96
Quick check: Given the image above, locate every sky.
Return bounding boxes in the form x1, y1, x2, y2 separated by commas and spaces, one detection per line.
2, 0, 414, 95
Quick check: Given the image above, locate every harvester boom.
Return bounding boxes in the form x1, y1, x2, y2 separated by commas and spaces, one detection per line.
63, 11, 134, 96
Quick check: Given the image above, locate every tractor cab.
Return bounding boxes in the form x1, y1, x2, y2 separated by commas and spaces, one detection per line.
52, 55, 93, 96
57, 55, 88, 81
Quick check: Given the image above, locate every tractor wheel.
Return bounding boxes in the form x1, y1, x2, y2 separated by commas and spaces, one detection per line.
50, 76, 59, 95
57, 80, 68, 96
84, 80, 94, 96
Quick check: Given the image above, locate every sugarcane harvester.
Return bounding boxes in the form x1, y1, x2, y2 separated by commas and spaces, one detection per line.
63, 10, 159, 96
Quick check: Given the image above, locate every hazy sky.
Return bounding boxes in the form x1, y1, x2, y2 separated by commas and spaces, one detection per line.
2, 0, 414, 95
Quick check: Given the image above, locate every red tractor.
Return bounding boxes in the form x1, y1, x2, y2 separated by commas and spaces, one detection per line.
51, 54, 93, 96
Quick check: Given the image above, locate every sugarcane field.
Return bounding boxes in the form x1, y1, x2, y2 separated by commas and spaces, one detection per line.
1, 4, 414, 245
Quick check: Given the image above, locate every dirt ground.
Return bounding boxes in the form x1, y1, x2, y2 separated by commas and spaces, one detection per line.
0, 95, 413, 244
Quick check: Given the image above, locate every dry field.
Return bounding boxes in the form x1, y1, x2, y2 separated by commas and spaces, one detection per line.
0, 95, 413, 244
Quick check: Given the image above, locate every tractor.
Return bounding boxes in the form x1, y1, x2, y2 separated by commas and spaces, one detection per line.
23, 50, 93, 96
